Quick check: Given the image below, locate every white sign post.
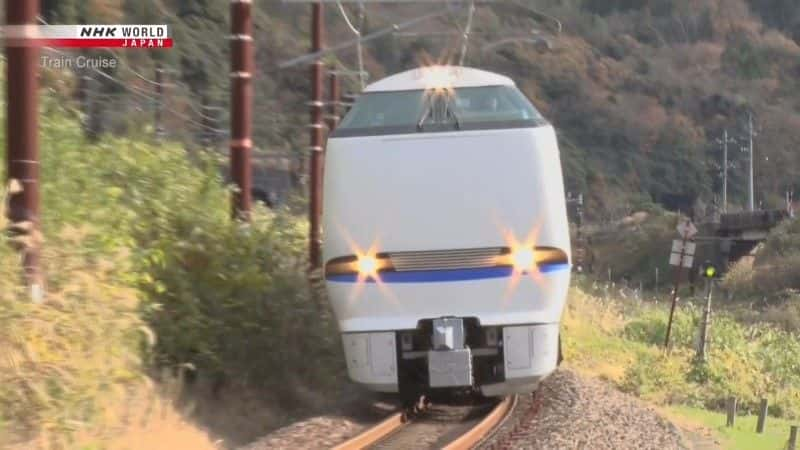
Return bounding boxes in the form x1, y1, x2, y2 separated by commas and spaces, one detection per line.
670, 240, 696, 268
665, 219, 697, 349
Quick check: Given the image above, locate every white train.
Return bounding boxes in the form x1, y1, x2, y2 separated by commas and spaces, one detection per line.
323, 66, 571, 397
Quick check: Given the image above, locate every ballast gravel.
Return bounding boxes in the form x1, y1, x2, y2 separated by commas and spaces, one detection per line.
480, 370, 689, 450
239, 370, 689, 450
237, 400, 396, 450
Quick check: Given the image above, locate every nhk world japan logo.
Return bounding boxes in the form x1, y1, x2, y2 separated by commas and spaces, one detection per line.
4, 25, 172, 48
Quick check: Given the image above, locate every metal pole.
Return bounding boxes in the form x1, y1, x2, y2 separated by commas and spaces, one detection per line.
155, 63, 166, 141
748, 113, 755, 212
458, 0, 476, 66
723, 129, 728, 213
665, 225, 689, 349
308, 2, 325, 271
655, 267, 659, 298
230, 0, 254, 221
326, 69, 340, 132
6, 0, 42, 300
697, 278, 713, 362
356, 1, 366, 90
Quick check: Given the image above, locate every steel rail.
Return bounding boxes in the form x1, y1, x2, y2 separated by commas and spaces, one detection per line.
443, 395, 516, 450
332, 412, 406, 450
333, 396, 515, 450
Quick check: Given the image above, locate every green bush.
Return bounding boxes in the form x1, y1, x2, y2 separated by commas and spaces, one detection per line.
1, 96, 343, 447
620, 349, 696, 404
623, 306, 698, 348
141, 208, 344, 387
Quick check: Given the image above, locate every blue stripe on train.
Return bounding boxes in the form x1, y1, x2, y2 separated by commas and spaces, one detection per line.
325, 263, 571, 284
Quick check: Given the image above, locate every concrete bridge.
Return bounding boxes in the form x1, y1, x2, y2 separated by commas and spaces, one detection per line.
708, 209, 791, 266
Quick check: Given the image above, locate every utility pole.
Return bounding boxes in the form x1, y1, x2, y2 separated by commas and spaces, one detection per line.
722, 129, 728, 213
308, 1, 325, 270
655, 267, 659, 298
230, 0, 254, 220
6, 0, 43, 300
154, 63, 166, 141
748, 113, 755, 212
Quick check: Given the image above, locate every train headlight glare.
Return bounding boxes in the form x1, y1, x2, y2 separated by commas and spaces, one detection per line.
357, 255, 378, 276
511, 248, 536, 271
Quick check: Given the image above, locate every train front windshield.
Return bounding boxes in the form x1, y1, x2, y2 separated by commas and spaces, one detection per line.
334, 86, 547, 137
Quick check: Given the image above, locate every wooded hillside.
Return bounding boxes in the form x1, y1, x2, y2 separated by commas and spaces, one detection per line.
39, 0, 800, 221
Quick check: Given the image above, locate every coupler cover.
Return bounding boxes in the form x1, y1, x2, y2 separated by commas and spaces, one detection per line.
428, 348, 473, 388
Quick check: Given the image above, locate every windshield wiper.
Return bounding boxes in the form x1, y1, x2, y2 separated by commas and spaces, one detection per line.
449, 106, 462, 130
417, 100, 460, 131
417, 107, 431, 131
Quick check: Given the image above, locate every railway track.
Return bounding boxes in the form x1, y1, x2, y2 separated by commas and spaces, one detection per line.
333, 396, 516, 450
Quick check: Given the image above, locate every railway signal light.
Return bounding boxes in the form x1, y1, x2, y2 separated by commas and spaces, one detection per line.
701, 261, 717, 279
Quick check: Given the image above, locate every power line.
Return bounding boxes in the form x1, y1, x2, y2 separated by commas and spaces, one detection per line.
278, 7, 463, 69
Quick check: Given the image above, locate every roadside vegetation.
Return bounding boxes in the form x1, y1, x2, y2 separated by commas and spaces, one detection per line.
563, 281, 800, 446
0, 99, 344, 449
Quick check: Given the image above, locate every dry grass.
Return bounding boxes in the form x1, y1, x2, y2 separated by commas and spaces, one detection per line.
561, 287, 637, 383
6, 382, 220, 450
0, 182, 218, 450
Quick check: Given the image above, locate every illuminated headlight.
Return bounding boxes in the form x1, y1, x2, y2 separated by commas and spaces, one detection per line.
511, 248, 536, 271
357, 255, 378, 276
497, 246, 569, 273
325, 253, 394, 278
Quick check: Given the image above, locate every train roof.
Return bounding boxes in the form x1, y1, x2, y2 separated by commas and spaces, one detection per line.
364, 66, 516, 93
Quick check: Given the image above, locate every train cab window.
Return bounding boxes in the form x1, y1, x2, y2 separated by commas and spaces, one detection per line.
333, 85, 546, 137
452, 86, 542, 122
338, 90, 426, 129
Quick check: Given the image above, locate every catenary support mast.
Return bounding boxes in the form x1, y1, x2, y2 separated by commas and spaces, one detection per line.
230, 0, 254, 220
309, 2, 325, 270
6, 0, 42, 299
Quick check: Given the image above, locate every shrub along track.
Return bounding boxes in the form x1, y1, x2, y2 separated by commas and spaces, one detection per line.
333, 396, 516, 450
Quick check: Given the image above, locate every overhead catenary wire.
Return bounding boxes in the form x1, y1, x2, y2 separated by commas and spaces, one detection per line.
458, 0, 476, 66
335, 0, 368, 89
278, 8, 459, 69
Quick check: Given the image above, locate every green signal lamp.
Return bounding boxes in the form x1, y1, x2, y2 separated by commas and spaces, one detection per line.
702, 261, 717, 278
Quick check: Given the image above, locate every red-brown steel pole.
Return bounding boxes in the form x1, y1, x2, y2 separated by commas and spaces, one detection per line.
230, 0, 254, 220
6, 0, 42, 296
309, 2, 325, 270
326, 69, 340, 132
